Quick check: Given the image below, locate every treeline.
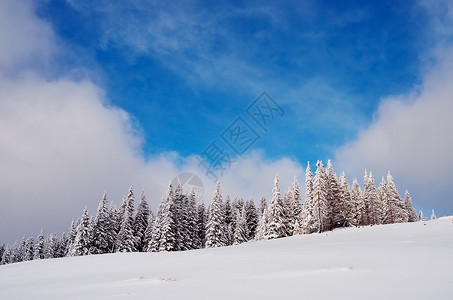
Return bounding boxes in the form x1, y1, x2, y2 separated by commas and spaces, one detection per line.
1, 160, 434, 265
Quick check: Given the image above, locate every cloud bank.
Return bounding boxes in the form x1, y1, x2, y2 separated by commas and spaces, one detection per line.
335, 48, 453, 215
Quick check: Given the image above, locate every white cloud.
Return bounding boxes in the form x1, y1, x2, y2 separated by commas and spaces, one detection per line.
0, 0, 55, 71
0, 1, 303, 244
335, 48, 453, 215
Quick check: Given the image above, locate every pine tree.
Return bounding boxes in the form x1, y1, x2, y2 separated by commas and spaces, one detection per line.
326, 160, 346, 229
364, 172, 380, 225
283, 187, 293, 236
431, 209, 436, 220
290, 177, 303, 234
116, 187, 137, 252
187, 190, 200, 250
156, 184, 179, 252
339, 172, 353, 226
70, 207, 92, 256
254, 207, 267, 240
33, 229, 45, 260
245, 199, 258, 240
149, 195, 166, 252
259, 196, 267, 217
385, 172, 407, 223
10, 241, 19, 263
233, 207, 249, 245
205, 181, 226, 248
196, 202, 207, 248
0, 244, 5, 264
66, 219, 79, 255
143, 213, 155, 252
404, 191, 417, 222
265, 174, 287, 239
223, 196, 234, 246
43, 233, 58, 259
299, 161, 316, 234
418, 210, 427, 221
56, 232, 67, 258
1, 245, 11, 265
91, 192, 110, 254
312, 161, 329, 232
350, 179, 365, 226
378, 177, 388, 224
134, 190, 151, 252
106, 203, 119, 253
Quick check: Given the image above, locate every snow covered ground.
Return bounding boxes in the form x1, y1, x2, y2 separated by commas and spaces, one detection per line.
1, 216, 452, 300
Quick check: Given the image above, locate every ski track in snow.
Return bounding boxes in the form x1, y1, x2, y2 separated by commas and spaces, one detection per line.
1, 217, 452, 300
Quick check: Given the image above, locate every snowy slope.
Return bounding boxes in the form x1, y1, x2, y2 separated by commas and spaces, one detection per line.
1, 217, 452, 300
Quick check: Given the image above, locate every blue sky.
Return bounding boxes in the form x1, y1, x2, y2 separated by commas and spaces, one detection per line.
37, 0, 428, 161
1, 0, 453, 243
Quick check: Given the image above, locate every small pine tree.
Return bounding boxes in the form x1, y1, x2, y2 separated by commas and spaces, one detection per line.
418, 210, 427, 221
431, 209, 436, 220
404, 191, 417, 222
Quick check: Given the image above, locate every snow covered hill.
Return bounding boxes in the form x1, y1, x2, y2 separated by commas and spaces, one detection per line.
1, 217, 452, 300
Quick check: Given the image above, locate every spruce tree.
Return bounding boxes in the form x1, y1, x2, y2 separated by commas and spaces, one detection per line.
91, 192, 110, 254
259, 196, 267, 217
116, 187, 137, 252
419, 210, 427, 221
43, 233, 58, 259
143, 213, 155, 252
56, 232, 67, 258
350, 179, 365, 226
254, 207, 268, 240
1, 246, 11, 265
10, 242, 19, 263
326, 160, 346, 228
364, 172, 380, 225
205, 181, 226, 248
339, 172, 353, 226
386, 172, 407, 223
312, 161, 329, 233
245, 199, 258, 240
187, 190, 200, 250
196, 202, 207, 248
0, 244, 5, 264
134, 190, 151, 252
224, 196, 234, 246
149, 195, 166, 252
404, 191, 417, 222
265, 174, 287, 239
33, 229, 45, 260
158, 187, 180, 251
431, 209, 437, 220
233, 207, 249, 245
299, 161, 316, 234
70, 207, 93, 256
